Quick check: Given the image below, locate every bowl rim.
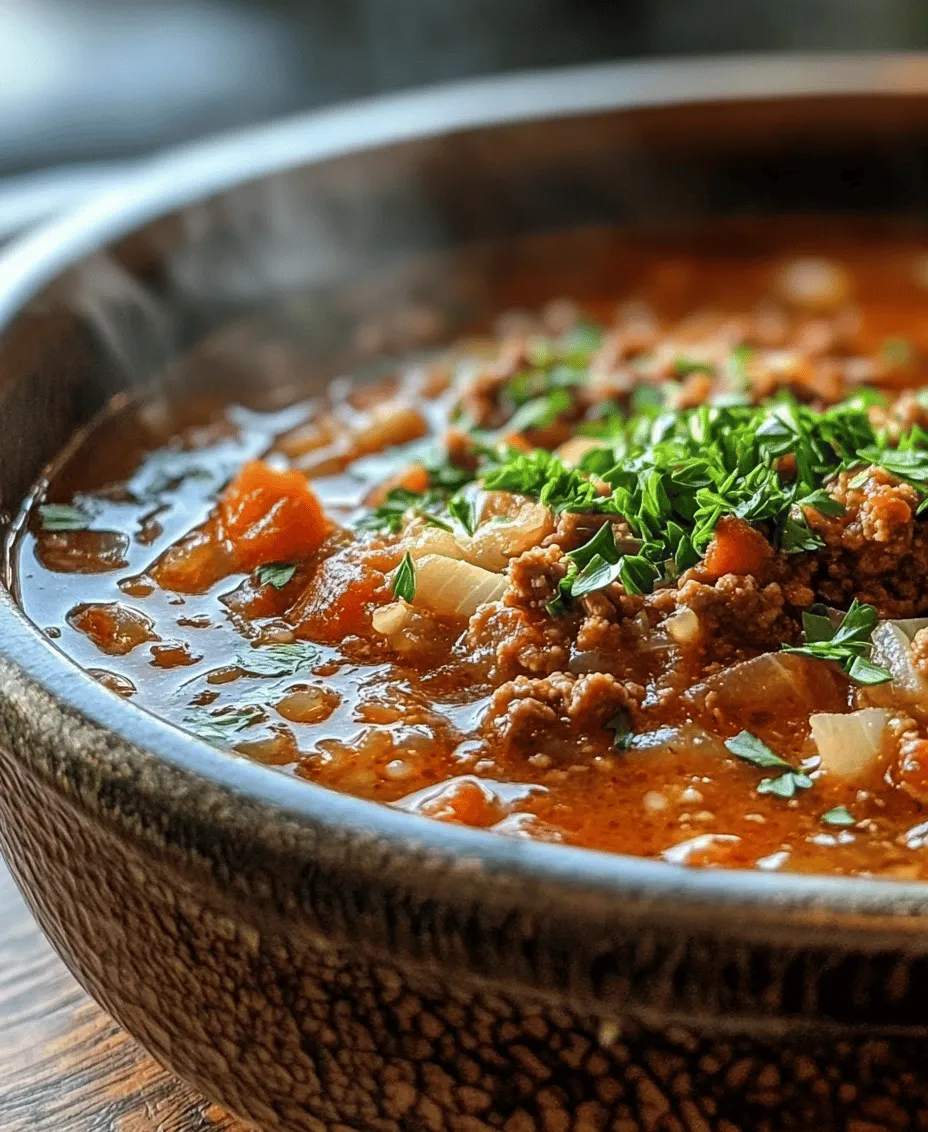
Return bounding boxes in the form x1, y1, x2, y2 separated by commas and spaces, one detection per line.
6, 52, 928, 925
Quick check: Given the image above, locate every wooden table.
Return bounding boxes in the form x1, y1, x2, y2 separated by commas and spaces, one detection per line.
0, 858, 251, 1131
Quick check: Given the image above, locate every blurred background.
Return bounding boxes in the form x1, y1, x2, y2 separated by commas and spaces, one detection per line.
2, 0, 928, 235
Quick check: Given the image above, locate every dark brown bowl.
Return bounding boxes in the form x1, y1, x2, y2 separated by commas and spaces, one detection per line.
6, 56, 928, 1130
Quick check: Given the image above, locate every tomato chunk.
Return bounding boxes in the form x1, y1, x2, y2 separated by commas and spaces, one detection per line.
290, 555, 385, 641
220, 460, 331, 571
702, 516, 772, 579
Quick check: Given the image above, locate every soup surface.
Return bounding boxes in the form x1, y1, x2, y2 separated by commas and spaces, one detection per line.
14, 232, 928, 877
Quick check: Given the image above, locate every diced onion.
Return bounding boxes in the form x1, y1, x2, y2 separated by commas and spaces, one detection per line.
810, 708, 889, 778
371, 600, 413, 636
686, 651, 844, 714
407, 523, 466, 561
412, 555, 508, 620
466, 500, 554, 571
665, 607, 700, 645
871, 622, 928, 699
625, 724, 728, 760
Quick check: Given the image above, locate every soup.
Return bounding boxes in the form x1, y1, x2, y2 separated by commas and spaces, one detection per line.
13, 234, 928, 877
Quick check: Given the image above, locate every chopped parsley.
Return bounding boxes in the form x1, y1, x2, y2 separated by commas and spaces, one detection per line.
39, 503, 90, 531
821, 805, 856, 827
256, 562, 297, 589
724, 730, 794, 769
724, 730, 813, 799
235, 642, 319, 678
447, 491, 478, 536
360, 386, 928, 611
606, 707, 634, 750
357, 487, 450, 534
183, 703, 263, 746
392, 552, 417, 602
781, 600, 891, 685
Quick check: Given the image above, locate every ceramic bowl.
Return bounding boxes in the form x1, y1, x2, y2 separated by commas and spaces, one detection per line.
4, 57, 928, 1130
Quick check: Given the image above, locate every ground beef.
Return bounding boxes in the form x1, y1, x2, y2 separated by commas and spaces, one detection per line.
544, 512, 638, 555
483, 670, 635, 757
801, 467, 928, 616
911, 628, 928, 678
463, 602, 573, 681
504, 544, 566, 612
675, 574, 799, 657
810, 467, 918, 551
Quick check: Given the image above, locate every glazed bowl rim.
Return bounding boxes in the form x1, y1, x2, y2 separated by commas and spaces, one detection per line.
5, 52, 928, 923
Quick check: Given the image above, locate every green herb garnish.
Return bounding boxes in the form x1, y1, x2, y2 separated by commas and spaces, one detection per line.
606, 708, 634, 750
235, 642, 319, 678
361, 387, 928, 600
39, 503, 90, 532
447, 492, 478, 536
724, 730, 794, 769
781, 599, 891, 685
756, 771, 814, 798
821, 805, 856, 827
182, 704, 263, 746
392, 552, 416, 602
256, 562, 297, 589
724, 730, 813, 800
505, 389, 572, 435
357, 487, 448, 534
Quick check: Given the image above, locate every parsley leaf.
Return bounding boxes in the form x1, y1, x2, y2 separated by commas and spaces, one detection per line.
356, 488, 450, 534
183, 704, 263, 746
235, 642, 319, 677
447, 492, 478, 536
392, 552, 416, 602
782, 598, 891, 685
39, 503, 90, 531
725, 731, 814, 800
724, 730, 793, 770
606, 708, 634, 750
822, 805, 856, 826
757, 771, 814, 798
256, 562, 297, 589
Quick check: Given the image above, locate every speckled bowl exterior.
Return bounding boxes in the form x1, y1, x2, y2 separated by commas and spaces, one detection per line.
7, 58, 928, 1130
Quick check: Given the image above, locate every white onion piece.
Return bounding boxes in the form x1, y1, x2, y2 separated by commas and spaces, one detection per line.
625, 724, 728, 760
665, 607, 701, 645
686, 651, 844, 714
371, 601, 413, 636
412, 555, 508, 620
554, 436, 603, 468
466, 501, 554, 571
886, 618, 928, 641
407, 523, 466, 561
810, 708, 889, 778
871, 622, 928, 699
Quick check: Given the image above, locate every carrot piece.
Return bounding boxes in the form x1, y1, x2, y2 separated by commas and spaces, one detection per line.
702, 516, 772, 579
289, 555, 385, 641
219, 460, 331, 571
153, 523, 235, 593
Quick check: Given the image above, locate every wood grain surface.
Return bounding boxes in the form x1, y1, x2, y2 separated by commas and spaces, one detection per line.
0, 858, 252, 1131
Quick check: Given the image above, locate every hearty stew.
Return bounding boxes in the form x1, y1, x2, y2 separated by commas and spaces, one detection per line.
15, 233, 928, 877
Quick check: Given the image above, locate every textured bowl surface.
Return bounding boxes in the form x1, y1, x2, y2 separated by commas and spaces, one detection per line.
6, 56, 928, 1129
